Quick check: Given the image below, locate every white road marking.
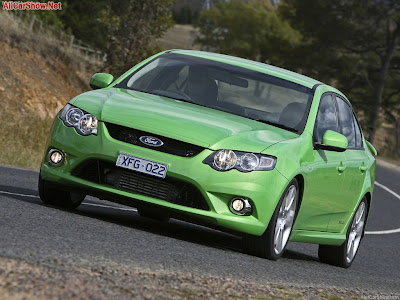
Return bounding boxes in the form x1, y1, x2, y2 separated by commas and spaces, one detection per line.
365, 228, 400, 235
0, 181, 399, 234
365, 181, 400, 235
82, 202, 137, 212
0, 190, 39, 198
374, 181, 400, 200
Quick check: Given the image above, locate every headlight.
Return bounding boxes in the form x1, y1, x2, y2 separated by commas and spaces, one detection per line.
214, 149, 237, 170
204, 150, 276, 172
59, 104, 98, 136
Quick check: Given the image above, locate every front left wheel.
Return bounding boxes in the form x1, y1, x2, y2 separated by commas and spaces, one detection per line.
243, 178, 299, 260
38, 173, 84, 210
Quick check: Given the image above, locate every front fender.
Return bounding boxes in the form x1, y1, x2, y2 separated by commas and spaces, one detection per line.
262, 132, 313, 181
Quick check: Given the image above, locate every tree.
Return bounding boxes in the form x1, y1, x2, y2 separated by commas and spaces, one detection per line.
60, 0, 111, 49
279, 0, 400, 143
196, 0, 301, 64
173, 5, 197, 24
105, 0, 174, 76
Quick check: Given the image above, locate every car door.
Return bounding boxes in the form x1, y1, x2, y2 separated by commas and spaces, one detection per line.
328, 96, 368, 232
295, 94, 346, 232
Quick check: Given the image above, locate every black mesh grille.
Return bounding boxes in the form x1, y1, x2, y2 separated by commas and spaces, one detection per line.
105, 122, 204, 157
72, 160, 209, 211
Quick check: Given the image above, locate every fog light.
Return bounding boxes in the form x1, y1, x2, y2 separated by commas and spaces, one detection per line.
48, 149, 64, 165
229, 197, 252, 216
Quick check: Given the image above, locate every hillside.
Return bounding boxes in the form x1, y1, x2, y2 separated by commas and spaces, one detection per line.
0, 11, 196, 169
0, 12, 95, 168
0, 40, 93, 168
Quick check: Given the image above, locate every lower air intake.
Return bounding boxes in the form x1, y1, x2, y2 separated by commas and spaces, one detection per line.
72, 160, 209, 211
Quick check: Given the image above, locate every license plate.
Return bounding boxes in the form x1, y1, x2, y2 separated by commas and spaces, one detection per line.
116, 153, 168, 178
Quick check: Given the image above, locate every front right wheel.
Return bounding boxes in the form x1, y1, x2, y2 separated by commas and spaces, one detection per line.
38, 172, 84, 210
244, 178, 299, 260
318, 198, 367, 268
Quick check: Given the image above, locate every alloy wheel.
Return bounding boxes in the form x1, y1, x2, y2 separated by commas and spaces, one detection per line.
274, 185, 297, 255
346, 201, 366, 263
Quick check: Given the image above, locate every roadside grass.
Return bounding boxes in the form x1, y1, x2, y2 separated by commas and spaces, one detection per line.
0, 112, 53, 169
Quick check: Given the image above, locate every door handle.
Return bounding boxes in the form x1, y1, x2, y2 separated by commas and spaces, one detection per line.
359, 163, 367, 172
337, 162, 346, 173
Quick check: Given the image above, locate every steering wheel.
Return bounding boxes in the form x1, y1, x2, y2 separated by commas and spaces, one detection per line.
173, 90, 192, 101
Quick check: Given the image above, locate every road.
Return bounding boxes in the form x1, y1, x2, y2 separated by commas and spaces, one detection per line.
0, 162, 399, 296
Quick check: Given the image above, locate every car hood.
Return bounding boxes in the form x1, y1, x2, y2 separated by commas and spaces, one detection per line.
70, 88, 298, 152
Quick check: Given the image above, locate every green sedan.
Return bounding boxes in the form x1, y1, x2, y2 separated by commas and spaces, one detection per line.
39, 50, 377, 268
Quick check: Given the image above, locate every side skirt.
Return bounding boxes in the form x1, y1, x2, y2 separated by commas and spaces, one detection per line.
290, 230, 346, 246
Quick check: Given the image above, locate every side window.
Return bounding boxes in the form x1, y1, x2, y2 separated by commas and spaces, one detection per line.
336, 97, 355, 148
315, 94, 339, 143
353, 115, 363, 148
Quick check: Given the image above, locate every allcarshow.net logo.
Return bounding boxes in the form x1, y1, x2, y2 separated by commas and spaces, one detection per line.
2, 1, 62, 10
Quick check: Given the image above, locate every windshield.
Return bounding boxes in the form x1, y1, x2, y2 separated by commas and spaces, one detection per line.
117, 53, 313, 133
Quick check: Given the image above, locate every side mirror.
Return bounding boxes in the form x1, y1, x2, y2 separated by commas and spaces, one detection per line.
90, 73, 114, 89
366, 140, 377, 156
315, 130, 348, 152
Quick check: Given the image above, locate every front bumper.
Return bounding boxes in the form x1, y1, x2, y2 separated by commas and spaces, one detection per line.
41, 119, 289, 236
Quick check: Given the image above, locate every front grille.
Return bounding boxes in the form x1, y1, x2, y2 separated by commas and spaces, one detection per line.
72, 160, 209, 211
105, 122, 204, 157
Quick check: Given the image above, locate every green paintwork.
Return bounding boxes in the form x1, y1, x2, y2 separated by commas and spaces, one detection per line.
322, 130, 348, 150
40, 50, 376, 246
90, 73, 114, 89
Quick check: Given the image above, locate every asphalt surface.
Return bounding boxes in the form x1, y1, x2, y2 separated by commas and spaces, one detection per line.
0, 162, 399, 294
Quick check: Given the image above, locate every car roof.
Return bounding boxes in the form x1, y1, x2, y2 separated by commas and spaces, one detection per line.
169, 49, 322, 89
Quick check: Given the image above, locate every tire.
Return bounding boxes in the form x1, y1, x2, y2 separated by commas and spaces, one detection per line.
318, 198, 367, 268
137, 208, 170, 222
38, 172, 84, 210
243, 178, 299, 260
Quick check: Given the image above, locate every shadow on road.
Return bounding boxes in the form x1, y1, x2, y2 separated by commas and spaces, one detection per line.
3, 187, 318, 263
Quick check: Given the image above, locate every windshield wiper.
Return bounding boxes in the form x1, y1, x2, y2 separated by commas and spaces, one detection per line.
253, 119, 298, 133
120, 87, 193, 103
147, 90, 193, 103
